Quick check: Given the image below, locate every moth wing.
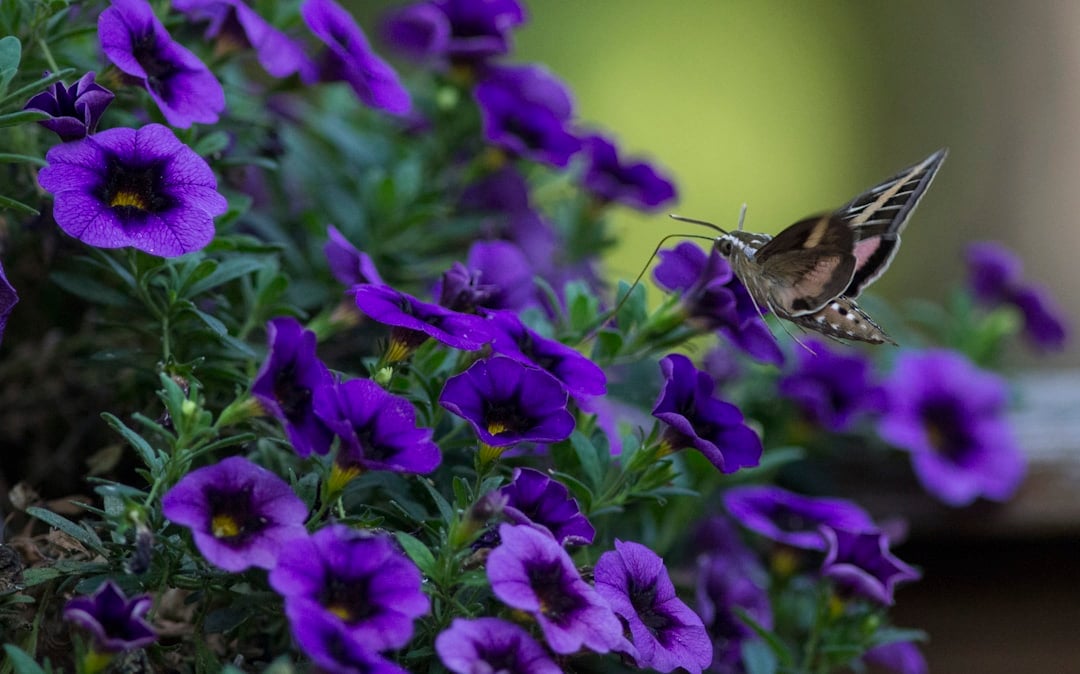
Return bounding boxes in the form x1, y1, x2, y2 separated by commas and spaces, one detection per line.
762, 249, 856, 316
754, 214, 854, 264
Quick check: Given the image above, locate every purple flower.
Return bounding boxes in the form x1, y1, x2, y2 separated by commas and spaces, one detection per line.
99, 0, 225, 128
286, 612, 411, 674
301, 0, 412, 116
436, 262, 498, 314
966, 241, 1068, 351
268, 525, 429, 654
251, 317, 335, 457
488, 311, 606, 398
487, 524, 623, 655
435, 617, 561, 674
352, 284, 492, 360
878, 349, 1025, 506
23, 72, 114, 141
864, 641, 928, 674
695, 546, 772, 673
474, 64, 581, 167
652, 354, 762, 474
465, 240, 536, 312
439, 357, 575, 447
325, 225, 384, 287
499, 467, 594, 546
819, 526, 920, 605
172, 0, 313, 79
63, 580, 156, 652
723, 485, 874, 551
654, 242, 783, 365
384, 0, 526, 65
777, 338, 886, 431
313, 378, 441, 475
37, 123, 227, 256
594, 540, 712, 674
160, 456, 308, 571
0, 261, 16, 347
582, 134, 677, 211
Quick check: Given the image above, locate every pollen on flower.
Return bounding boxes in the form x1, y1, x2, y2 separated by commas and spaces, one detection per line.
328, 463, 362, 494
486, 420, 509, 436
211, 513, 242, 539
326, 604, 353, 621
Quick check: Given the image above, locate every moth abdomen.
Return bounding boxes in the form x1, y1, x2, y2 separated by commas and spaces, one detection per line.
790, 296, 896, 345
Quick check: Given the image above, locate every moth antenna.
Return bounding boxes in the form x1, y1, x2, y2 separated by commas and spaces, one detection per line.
754, 297, 817, 357
737, 203, 748, 231
668, 214, 728, 235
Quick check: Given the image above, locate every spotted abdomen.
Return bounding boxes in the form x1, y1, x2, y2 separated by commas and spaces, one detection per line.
790, 296, 896, 345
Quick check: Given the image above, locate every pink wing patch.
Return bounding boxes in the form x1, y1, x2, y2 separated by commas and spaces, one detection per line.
853, 237, 883, 270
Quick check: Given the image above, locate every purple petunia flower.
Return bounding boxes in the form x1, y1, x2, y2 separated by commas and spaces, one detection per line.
99, 0, 225, 128
499, 467, 594, 546
301, 0, 412, 116
251, 317, 336, 457
474, 64, 581, 167
64, 580, 156, 652
878, 349, 1025, 507
384, 0, 526, 65
654, 242, 783, 365
819, 526, 920, 605
286, 611, 411, 674
23, 72, 114, 141
965, 241, 1068, 351
465, 240, 536, 312
777, 338, 886, 432
37, 123, 227, 256
161, 456, 308, 571
324, 225, 384, 287
487, 523, 623, 655
488, 311, 607, 398
864, 640, 928, 674
439, 357, 575, 447
594, 540, 713, 674
581, 134, 677, 211
352, 284, 492, 360
268, 525, 429, 655
436, 261, 498, 314
652, 354, 762, 474
313, 378, 441, 475
435, 617, 561, 674
0, 261, 16, 347
723, 485, 875, 551
172, 0, 313, 79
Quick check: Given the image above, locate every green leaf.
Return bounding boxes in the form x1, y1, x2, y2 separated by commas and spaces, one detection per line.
190, 306, 229, 336
742, 639, 779, 674
0, 36, 20, 94
0, 67, 75, 106
393, 531, 437, 577
50, 270, 132, 306
20, 566, 63, 587
25, 506, 106, 555
0, 152, 45, 166
191, 130, 231, 157
185, 256, 266, 297
102, 412, 164, 473
567, 430, 603, 489
0, 109, 49, 128
734, 607, 795, 667
0, 193, 39, 215
3, 644, 46, 674
418, 477, 455, 524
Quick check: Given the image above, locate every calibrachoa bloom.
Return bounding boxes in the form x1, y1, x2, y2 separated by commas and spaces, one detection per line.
652, 354, 762, 474
464, 240, 536, 312
301, 0, 412, 115
63, 580, 156, 652
819, 526, 920, 605
161, 456, 308, 571
269, 525, 430, 655
594, 540, 713, 674
488, 311, 607, 398
0, 261, 16, 347
696, 545, 772, 673
436, 617, 561, 674
499, 467, 595, 545
723, 485, 875, 551
251, 317, 335, 457
98, 0, 226, 128
173, 0, 313, 79
777, 338, 886, 432
878, 349, 1025, 506
436, 261, 497, 314
439, 357, 575, 447
384, 0, 526, 65
654, 242, 783, 365
581, 134, 677, 211
23, 72, 114, 141
37, 123, 227, 256
288, 613, 411, 674
487, 524, 623, 655
864, 641, 929, 674
474, 64, 581, 167
325, 225, 384, 287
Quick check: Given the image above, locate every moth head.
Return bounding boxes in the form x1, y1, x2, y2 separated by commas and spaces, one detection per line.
716, 236, 735, 257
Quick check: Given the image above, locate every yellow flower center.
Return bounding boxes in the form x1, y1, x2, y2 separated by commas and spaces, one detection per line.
326, 604, 353, 621
385, 338, 414, 364
109, 189, 148, 210
211, 514, 241, 539
328, 463, 362, 495
487, 420, 509, 436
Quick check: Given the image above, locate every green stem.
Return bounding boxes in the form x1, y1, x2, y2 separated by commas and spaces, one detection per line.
36, 38, 60, 73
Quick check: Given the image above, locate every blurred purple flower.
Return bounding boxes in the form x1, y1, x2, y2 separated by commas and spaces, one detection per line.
436, 262, 498, 314
654, 242, 783, 365
439, 357, 574, 446
966, 241, 1068, 351
268, 525, 429, 654
161, 456, 308, 571
465, 240, 536, 312
0, 261, 16, 347
436, 617, 561, 674
173, 0, 313, 79
864, 641, 928, 674
499, 467, 594, 546
99, 0, 225, 127
24, 72, 114, 141
325, 225, 384, 287
488, 311, 607, 398
474, 64, 581, 167
819, 526, 920, 605
582, 134, 677, 211
778, 338, 886, 431
652, 354, 762, 474
384, 0, 526, 65
64, 580, 156, 652
723, 485, 874, 551
301, 0, 412, 115
595, 540, 712, 674
459, 165, 531, 213
288, 613, 411, 674
878, 349, 1025, 506
352, 284, 492, 360
251, 317, 336, 457
487, 523, 623, 655
37, 123, 227, 256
